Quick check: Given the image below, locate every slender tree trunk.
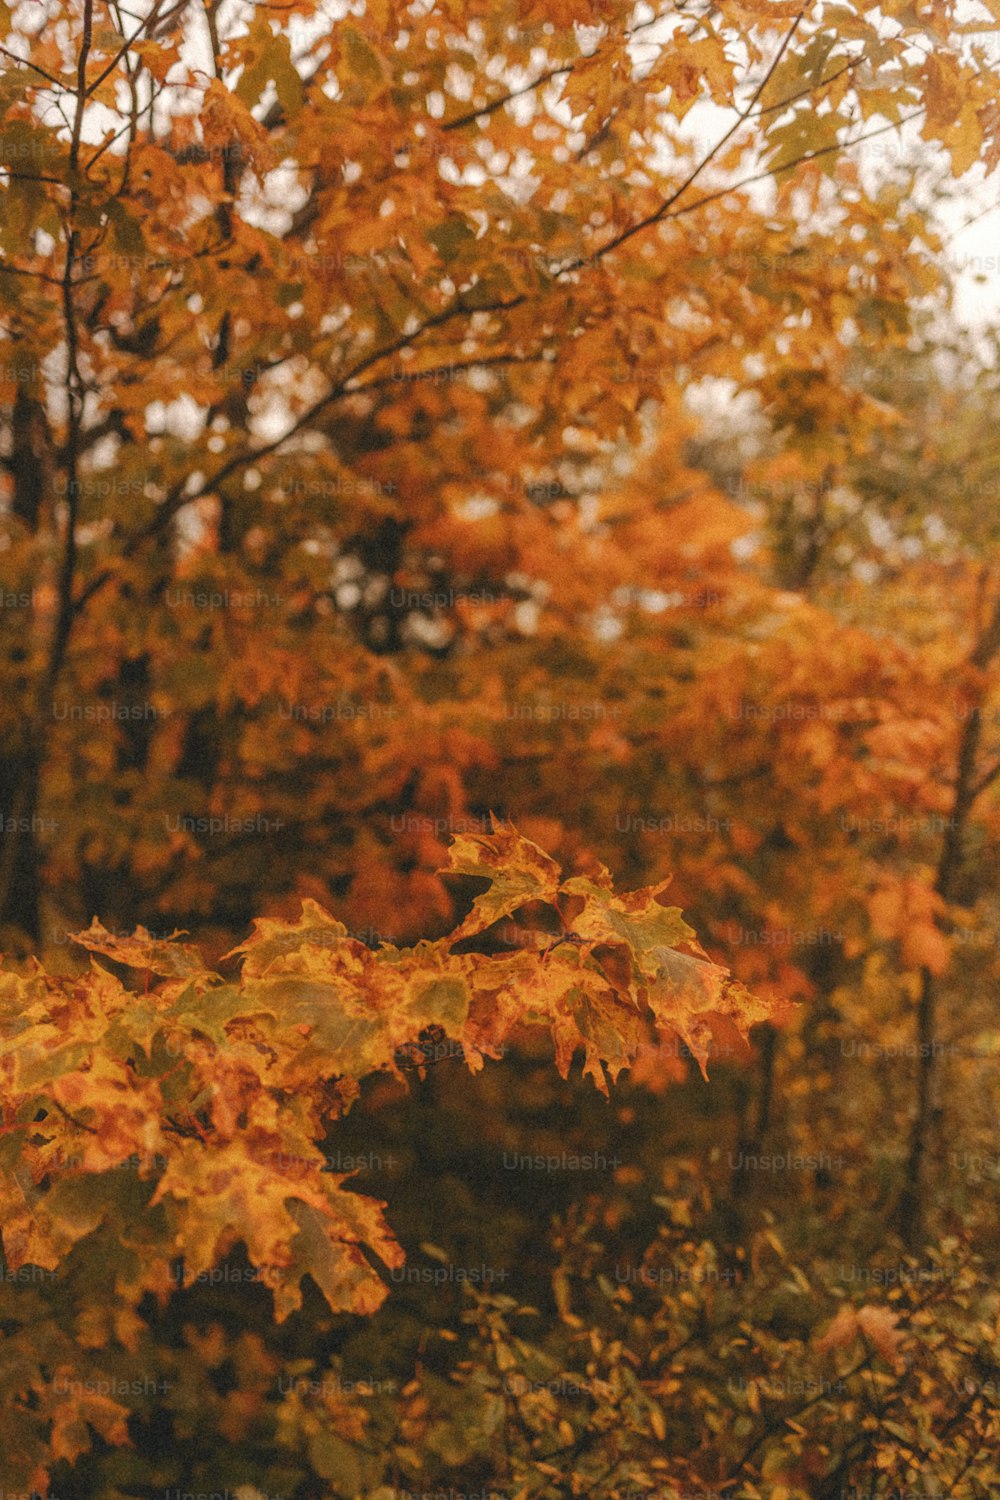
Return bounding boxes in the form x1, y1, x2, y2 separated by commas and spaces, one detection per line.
899, 965, 936, 1249
726, 1021, 777, 1247
0, 745, 43, 943
0, 0, 94, 942
900, 588, 1000, 1247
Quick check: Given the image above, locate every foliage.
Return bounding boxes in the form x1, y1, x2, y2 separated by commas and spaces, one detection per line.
0, 0, 997, 945
0, 823, 776, 1493
4, 0, 1000, 1495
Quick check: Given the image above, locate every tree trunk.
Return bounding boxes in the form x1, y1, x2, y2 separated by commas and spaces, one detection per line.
0, 740, 43, 943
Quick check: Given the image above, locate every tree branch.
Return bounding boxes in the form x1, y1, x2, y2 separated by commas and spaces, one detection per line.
64, 29, 911, 620
970, 756, 1000, 802
0, 44, 66, 90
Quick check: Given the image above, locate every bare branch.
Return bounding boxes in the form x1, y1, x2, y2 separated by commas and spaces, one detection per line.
0, 45, 66, 90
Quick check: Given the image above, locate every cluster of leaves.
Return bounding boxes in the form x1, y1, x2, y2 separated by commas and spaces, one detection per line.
0, 823, 777, 1494
356, 1213, 1000, 1500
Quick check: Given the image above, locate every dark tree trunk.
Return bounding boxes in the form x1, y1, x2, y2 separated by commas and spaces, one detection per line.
0, 742, 43, 943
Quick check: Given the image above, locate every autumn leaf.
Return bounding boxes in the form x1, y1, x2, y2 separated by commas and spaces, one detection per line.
647, 946, 780, 1077
815, 1302, 904, 1367
70, 920, 204, 978
223, 899, 355, 977
441, 818, 562, 941
49, 1386, 130, 1465
560, 869, 695, 975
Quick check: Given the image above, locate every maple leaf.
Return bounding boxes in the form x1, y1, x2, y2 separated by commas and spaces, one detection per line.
0, 1171, 114, 1273
278, 1193, 405, 1321
441, 818, 562, 941
646, 947, 780, 1077
560, 869, 695, 976
149, 1137, 402, 1318
47, 1052, 166, 1171
70, 920, 204, 978
222, 899, 355, 977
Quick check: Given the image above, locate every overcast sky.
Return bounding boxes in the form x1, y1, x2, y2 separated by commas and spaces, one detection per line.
943, 188, 1000, 333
